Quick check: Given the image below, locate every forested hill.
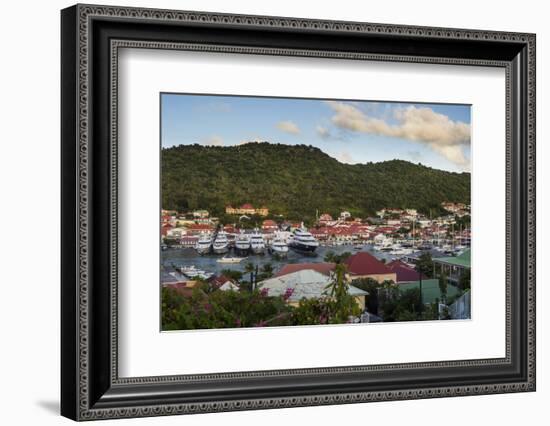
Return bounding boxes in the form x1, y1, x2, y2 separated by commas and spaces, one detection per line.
161, 142, 470, 221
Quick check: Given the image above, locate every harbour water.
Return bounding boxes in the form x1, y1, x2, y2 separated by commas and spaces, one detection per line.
161, 244, 399, 277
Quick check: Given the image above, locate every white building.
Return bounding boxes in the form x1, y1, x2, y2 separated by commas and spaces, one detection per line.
258, 269, 368, 309
339, 211, 352, 220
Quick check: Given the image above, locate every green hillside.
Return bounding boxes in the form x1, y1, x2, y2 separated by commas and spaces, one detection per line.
161, 142, 470, 222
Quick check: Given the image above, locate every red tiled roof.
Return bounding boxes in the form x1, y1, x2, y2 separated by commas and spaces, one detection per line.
209, 275, 232, 287
310, 227, 330, 235
332, 228, 354, 235
344, 252, 392, 275
387, 260, 425, 282
262, 219, 277, 226
274, 262, 336, 277
241, 203, 254, 209
188, 224, 213, 230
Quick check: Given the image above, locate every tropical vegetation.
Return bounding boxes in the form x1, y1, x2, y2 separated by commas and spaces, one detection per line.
162, 142, 471, 223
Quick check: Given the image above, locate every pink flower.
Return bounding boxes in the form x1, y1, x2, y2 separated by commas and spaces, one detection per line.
283, 287, 294, 301
260, 288, 269, 297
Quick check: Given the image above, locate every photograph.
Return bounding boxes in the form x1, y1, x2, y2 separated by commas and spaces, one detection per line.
160, 94, 472, 331
56, 3, 536, 421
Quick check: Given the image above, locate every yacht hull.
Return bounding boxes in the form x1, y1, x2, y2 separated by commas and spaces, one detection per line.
289, 242, 317, 253
235, 246, 250, 256
213, 245, 229, 254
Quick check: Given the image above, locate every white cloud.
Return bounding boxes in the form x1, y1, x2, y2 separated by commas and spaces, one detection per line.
325, 101, 471, 167
201, 135, 224, 146
276, 120, 300, 135
316, 126, 331, 139
331, 150, 355, 164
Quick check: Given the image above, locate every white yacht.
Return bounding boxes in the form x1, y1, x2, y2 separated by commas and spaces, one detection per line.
374, 235, 393, 251
288, 228, 319, 253
389, 244, 413, 256
234, 231, 251, 255
250, 229, 266, 255
212, 230, 229, 254
216, 256, 246, 264
179, 265, 211, 280
195, 232, 212, 255
270, 233, 289, 257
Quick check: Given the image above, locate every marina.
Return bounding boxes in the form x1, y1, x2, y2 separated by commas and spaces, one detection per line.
161, 239, 461, 278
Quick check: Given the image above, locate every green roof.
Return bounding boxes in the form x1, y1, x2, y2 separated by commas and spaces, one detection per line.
433, 249, 471, 268
398, 279, 460, 305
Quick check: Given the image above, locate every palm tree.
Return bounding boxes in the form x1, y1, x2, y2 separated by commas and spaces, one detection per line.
244, 262, 255, 274
244, 262, 255, 291
324, 250, 336, 263
326, 264, 346, 297
262, 263, 274, 277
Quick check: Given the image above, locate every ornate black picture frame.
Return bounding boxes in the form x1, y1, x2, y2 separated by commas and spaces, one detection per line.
61, 4, 536, 421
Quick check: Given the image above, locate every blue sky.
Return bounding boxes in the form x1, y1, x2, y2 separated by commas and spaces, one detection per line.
161, 93, 471, 173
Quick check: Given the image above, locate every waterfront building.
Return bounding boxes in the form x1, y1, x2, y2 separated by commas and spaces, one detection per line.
186, 223, 214, 235
333, 227, 356, 243
262, 219, 278, 232
318, 213, 334, 226
258, 269, 368, 310
344, 252, 397, 283
310, 227, 330, 241
166, 227, 186, 239
339, 211, 352, 221
179, 235, 199, 248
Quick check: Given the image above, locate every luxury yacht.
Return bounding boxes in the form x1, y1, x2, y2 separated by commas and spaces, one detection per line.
234, 231, 251, 256
250, 229, 266, 255
212, 230, 229, 254
288, 228, 319, 253
270, 233, 289, 257
195, 232, 212, 255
